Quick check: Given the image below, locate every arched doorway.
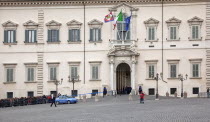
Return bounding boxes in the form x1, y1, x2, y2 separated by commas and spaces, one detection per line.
116, 63, 131, 94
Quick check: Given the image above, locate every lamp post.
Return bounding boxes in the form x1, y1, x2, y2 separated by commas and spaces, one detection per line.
68, 75, 80, 97
178, 74, 188, 98
152, 73, 163, 100
54, 78, 63, 97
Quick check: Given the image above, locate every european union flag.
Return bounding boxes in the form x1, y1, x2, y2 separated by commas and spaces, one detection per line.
125, 15, 131, 31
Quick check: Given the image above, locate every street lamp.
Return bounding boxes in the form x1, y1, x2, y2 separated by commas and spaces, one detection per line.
178, 74, 188, 98
54, 78, 63, 97
152, 73, 163, 100
68, 75, 80, 97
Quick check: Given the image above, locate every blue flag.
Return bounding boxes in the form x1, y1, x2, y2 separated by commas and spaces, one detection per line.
125, 13, 132, 31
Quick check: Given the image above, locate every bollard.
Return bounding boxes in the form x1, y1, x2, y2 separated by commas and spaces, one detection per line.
184, 91, 187, 98
174, 92, 177, 98
95, 94, 99, 102
82, 95, 86, 103
166, 92, 169, 98
128, 93, 133, 101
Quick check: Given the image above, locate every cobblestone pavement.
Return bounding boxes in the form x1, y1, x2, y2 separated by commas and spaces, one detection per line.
0, 95, 210, 122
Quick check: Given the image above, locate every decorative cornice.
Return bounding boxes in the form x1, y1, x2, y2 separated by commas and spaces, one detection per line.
0, 0, 207, 7
88, 19, 103, 25
109, 2, 139, 12
144, 18, 159, 25
188, 16, 204, 23
166, 17, 181, 24
67, 19, 82, 26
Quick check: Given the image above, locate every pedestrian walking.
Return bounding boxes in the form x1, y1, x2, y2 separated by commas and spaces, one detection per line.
103, 87, 107, 98
50, 94, 57, 107
140, 92, 145, 104
207, 88, 210, 98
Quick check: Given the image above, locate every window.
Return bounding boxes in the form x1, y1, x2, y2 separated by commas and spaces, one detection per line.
70, 66, 78, 79
169, 26, 177, 40
170, 88, 177, 95
6, 68, 14, 82
192, 63, 199, 77
145, 60, 158, 79
166, 17, 181, 41
27, 67, 35, 81
144, 18, 159, 41
91, 65, 99, 80
148, 65, 155, 78
71, 90, 78, 97
69, 29, 80, 42
148, 27, 155, 40
48, 30, 59, 42
46, 20, 61, 43
2, 21, 18, 44
23, 20, 38, 43
28, 91, 34, 97
193, 87, 199, 94
89, 61, 101, 81
4, 30, 16, 43
189, 59, 202, 78
7, 92, 13, 98
90, 28, 101, 42
92, 90, 98, 96
170, 64, 177, 78
88, 19, 103, 42
188, 16, 203, 40
148, 88, 155, 95
117, 13, 130, 40
25, 30, 37, 43
192, 25, 199, 40
49, 67, 57, 81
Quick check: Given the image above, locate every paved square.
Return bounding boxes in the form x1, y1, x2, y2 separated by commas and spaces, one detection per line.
0, 96, 210, 122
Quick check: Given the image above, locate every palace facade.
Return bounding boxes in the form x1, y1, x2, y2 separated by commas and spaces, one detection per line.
0, 0, 210, 98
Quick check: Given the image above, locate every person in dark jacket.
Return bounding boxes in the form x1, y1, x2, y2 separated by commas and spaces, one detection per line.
207, 88, 210, 98
50, 94, 56, 107
139, 86, 142, 94
103, 87, 107, 98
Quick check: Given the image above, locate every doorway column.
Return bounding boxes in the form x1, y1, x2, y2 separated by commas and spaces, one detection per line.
109, 56, 114, 90
131, 56, 137, 93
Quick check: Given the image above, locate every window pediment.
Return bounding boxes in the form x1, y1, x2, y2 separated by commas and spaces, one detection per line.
23, 20, 39, 30
109, 2, 139, 11
88, 19, 103, 29
144, 18, 159, 26
46, 20, 61, 29
2, 21, 18, 30
188, 16, 203, 25
67, 19, 82, 29
166, 17, 181, 26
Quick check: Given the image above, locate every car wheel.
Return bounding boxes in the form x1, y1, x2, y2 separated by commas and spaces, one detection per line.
56, 101, 59, 105
67, 100, 71, 104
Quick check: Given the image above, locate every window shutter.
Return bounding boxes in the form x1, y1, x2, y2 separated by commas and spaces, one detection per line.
54, 68, 56, 80
57, 30, 59, 42
13, 30, 16, 42
11, 69, 13, 82
34, 30, 37, 42
7, 69, 9, 82
48, 30, 51, 42
174, 27, 177, 39
196, 26, 198, 39
90, 29, 93, 41
25, 30, 29, 42
69, 30, 73, 41
98, 29, 101, 41
71, 67, 74, 78
152, 28, 155, 40
148, 28, 151, 40
28, 68, 30, 81
4, 30, 8, 43
192, 26, 195, 39
95, 66, 98, 79
78, 29, 80, 41
31, 68, 34, 81
50, 68, 53, 80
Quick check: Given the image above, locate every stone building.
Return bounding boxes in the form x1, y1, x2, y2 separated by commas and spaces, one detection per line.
0, 0, 209, 98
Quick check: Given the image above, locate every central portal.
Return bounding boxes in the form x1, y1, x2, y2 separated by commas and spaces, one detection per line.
116, 63, 131, 94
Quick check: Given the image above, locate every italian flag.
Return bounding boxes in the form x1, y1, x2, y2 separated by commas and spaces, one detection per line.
113, 10, 123, 30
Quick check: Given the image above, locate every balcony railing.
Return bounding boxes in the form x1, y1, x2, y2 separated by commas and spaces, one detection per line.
110, 40, 136, 46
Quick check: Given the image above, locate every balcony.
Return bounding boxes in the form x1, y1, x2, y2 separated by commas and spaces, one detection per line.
110, 40, 136, 46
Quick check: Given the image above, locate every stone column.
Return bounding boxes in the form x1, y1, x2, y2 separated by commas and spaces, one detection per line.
109, 56, 114, 90
131, 56, 137, 95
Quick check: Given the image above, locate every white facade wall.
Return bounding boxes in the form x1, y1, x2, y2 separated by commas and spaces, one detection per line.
0, 1, 208, 98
